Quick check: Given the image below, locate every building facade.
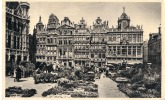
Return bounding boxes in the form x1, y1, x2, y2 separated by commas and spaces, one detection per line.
74, 18, 90, 67
46, 14, 58, 64
34, 16, 47, 63
90, 17, 108, 68
56, 17, 75, 67
32, 8, 143, 67
6, 2, 30, 66
148, 26, 161, 66
105, 9, 143, 65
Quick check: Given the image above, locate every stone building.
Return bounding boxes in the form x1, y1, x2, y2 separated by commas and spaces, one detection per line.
74, 18, 90, 67
32, 8, 143, 68
90, 17, 108, 68
56, 17, 75, 67
46, 14, 58, 64
105, 8, 143, 65
148, 26, 161, 66
33, 16, 47, 63
6, 2, 30, 67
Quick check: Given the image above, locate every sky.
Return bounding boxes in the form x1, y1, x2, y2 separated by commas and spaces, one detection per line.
28, 2, 161, 41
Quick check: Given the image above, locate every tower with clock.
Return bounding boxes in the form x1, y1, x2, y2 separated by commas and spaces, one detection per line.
118, 7, 130, 30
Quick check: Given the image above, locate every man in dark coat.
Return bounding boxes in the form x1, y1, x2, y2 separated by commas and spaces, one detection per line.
15, 66, 22, 81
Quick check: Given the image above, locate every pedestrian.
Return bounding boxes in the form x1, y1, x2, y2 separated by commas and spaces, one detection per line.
15, 65, 22, 82
10, 65, 14, 78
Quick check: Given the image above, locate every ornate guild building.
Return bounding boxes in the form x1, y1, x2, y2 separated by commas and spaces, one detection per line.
105, 8, 143, 65
33, 16, 47, 63
90, 17, 108, 68
6, 2, 30, 66
74, 18, 90, 67
32, 8, 143, 67
56, 17, 75, 67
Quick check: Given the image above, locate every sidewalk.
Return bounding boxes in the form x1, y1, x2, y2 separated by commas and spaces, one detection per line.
94, 73, 128, 98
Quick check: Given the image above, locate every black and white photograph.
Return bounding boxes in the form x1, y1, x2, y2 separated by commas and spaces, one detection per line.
2, 1, 163, 98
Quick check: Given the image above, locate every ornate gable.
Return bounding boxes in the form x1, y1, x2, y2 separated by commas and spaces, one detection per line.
58, 24, 74, 29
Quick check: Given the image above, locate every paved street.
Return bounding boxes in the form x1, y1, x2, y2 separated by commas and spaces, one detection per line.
94, 73, 128, 98
5, 76, 57, 97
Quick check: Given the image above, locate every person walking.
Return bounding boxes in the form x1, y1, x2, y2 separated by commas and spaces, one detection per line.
15, 65, 22, 82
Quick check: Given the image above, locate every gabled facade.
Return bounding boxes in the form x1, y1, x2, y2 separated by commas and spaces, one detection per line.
74, 18, 90, 67
106, 8, 143, 65
32, 8, 144, 68
56, 17, 75, 67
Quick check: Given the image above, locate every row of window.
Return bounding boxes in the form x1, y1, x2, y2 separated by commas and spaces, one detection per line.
6, 17, 23, 32
108, 34, 142, 42
91, 53, 106, 58
108, 58, 142, 60
59, 30, 73, 35
47, 57, 56, 61
37, 38, 46, 42
37, 50, 45, 54
59, 40, 72, 45
75, 45, 89, 49
108, 46, 141, 49
75, 55, 89, 58
91, 45, 105, 49
74, 37, 89, 41
108, 49, 141, 56
6, 34, 21, 49
36, 56, 56, 61
37, 45, 46, 48
47, 47, 56, 50
47, 51, 56, 55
